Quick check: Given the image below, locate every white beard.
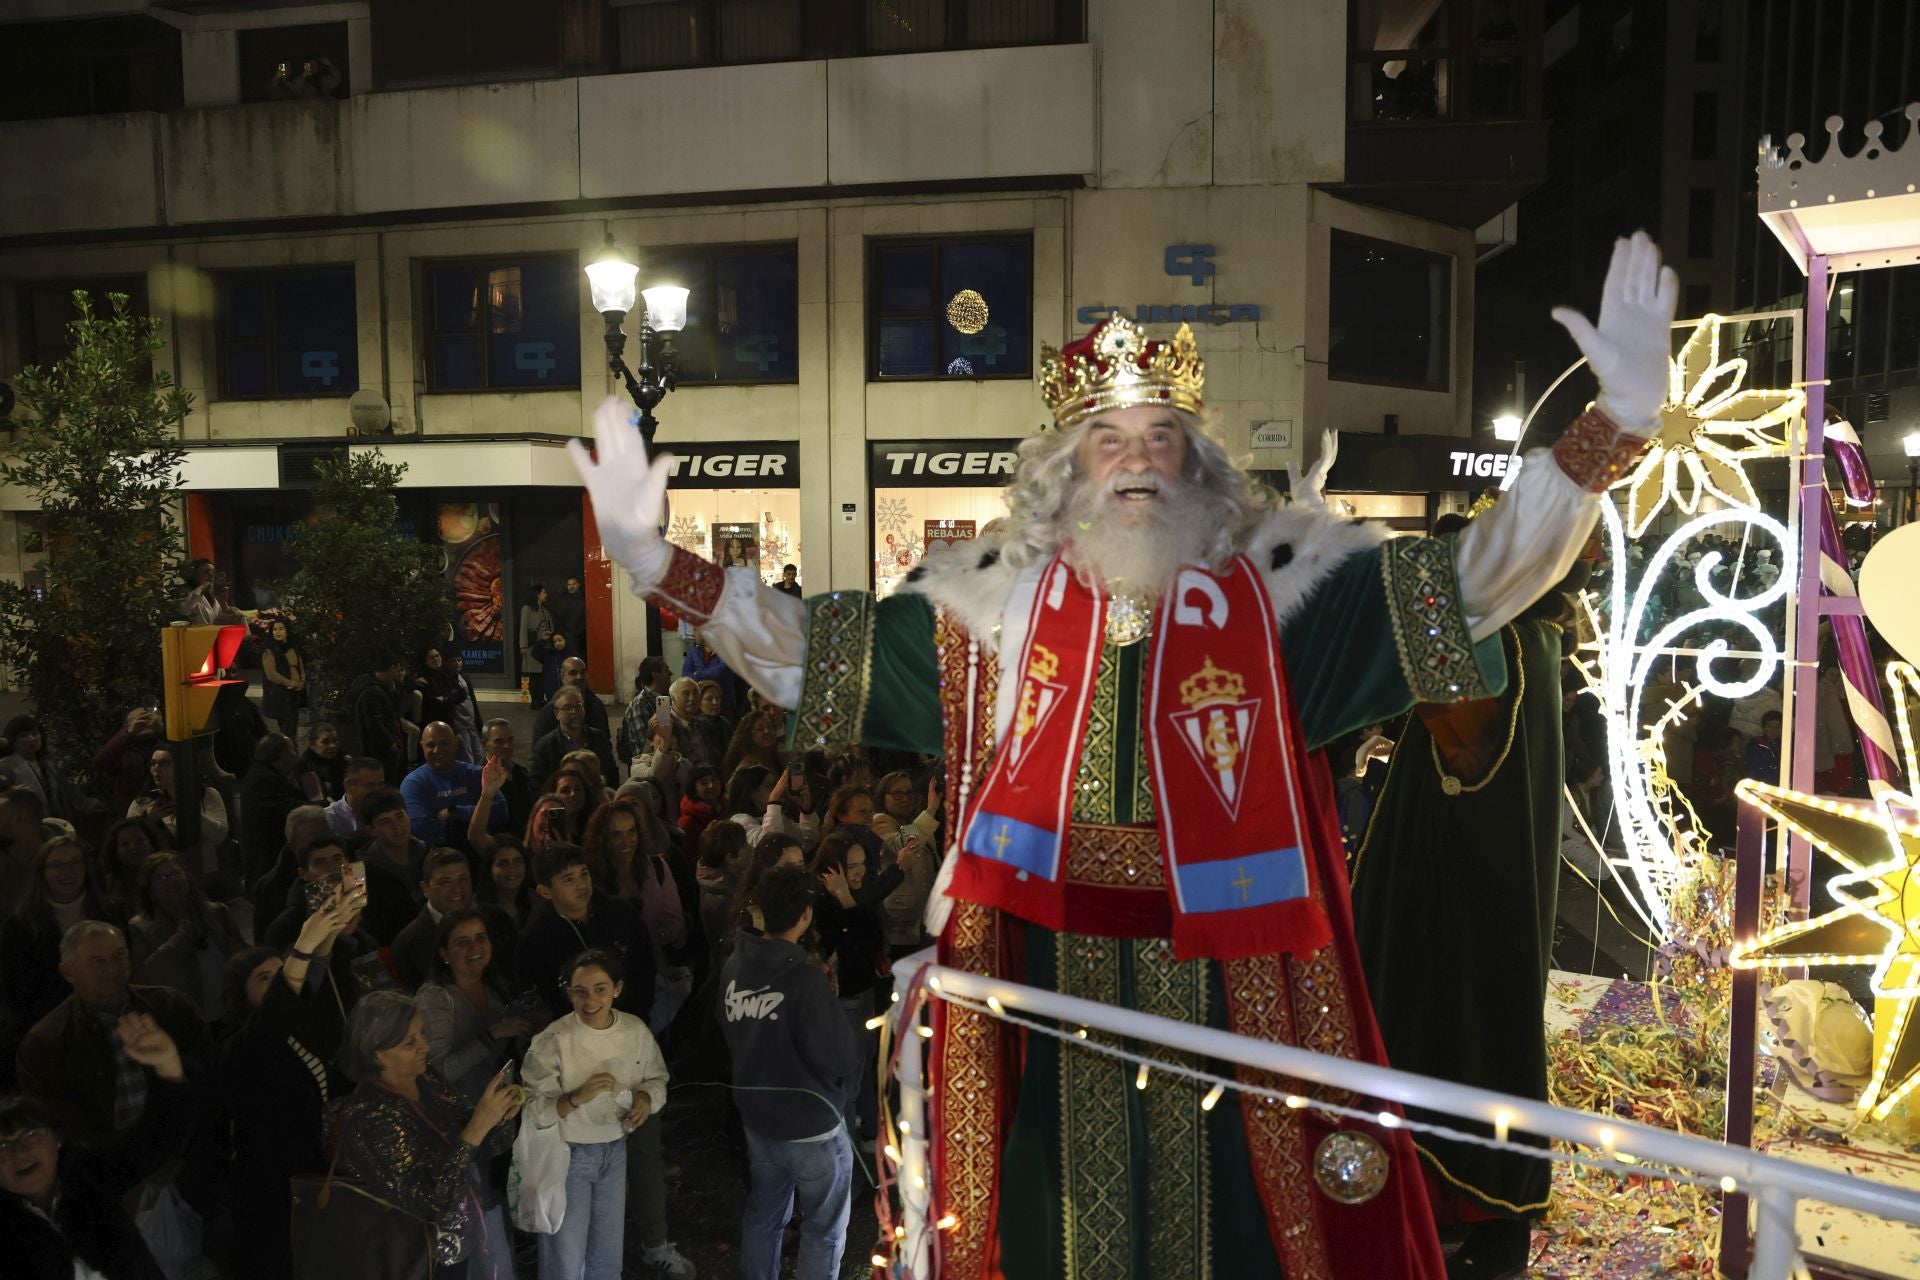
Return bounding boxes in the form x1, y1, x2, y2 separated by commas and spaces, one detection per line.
1062, 471, 1216, 593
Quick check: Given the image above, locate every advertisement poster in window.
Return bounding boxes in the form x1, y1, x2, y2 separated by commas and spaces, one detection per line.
924, 519, 977, 554
442, 502, 505, 674
713, 522, 760, 572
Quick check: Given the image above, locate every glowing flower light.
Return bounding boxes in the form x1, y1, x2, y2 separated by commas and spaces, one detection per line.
1614, 313, 1804, 537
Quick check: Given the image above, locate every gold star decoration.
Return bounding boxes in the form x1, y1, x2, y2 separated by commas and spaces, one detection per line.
1729, 662, 1920, 1119
1614, 314, 1804, 538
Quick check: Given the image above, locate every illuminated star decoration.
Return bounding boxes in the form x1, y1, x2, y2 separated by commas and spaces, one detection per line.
1729, 662, 1920, 1119
1613, 313, 1804, 538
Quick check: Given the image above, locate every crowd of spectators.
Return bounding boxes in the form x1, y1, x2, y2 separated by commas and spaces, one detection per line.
0, 619, 945, 1280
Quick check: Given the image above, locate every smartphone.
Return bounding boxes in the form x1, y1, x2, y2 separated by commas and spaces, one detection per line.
346, 860, 368, 890
498, 1061, 515, 1087
303, 878, 332, 912
787, 761, 803, 781
653, 701, 672, 730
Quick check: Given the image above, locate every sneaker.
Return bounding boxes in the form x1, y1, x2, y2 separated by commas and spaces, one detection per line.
641, 1241, 697, 1279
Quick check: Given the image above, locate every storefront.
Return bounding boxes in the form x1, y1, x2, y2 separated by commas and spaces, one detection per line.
1320, 433, 1516, 532
867, 438, 1024, 596
652, 439, 803, 666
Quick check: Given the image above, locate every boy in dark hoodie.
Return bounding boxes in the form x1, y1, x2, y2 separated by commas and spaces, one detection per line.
718, 864, 860, 1280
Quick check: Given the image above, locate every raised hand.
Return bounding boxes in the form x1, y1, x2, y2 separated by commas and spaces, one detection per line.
566, 396, 674, 575
116, 1012, 185, 1082
1550, 231, 1679, 431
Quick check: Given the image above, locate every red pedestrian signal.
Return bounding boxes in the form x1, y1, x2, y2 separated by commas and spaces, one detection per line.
161, 623, 245, 739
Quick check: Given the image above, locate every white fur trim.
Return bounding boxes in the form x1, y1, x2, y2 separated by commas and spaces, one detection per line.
899, 532, 1020, 638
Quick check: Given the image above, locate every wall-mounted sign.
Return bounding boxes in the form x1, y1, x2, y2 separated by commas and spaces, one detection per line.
1251, 419, 1293, 450
655, 440, 801, 488
1075, 244, 1264, 327
868, 440, 1026, 488
1324, 433, 1517, 493
925, 519, 977, 553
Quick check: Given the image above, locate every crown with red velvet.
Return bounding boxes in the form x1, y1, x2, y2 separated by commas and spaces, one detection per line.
1038, 313, 1206, 431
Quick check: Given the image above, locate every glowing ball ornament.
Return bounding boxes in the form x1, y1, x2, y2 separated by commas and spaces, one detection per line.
945, 289, 990, 335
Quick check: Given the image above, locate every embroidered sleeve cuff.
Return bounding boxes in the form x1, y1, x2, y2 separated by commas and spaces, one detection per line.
789, 592, 879, 755
1551, 405, 1652, 493
1380, 535, 1499, 703
642, 544, 726, 627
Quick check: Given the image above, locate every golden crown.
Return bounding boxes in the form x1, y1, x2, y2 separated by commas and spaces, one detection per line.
1179, 656, 1245, 710
1039, 314, 1206, 431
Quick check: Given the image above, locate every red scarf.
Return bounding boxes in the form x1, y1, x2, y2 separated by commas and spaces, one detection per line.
953, 555, 1332, 961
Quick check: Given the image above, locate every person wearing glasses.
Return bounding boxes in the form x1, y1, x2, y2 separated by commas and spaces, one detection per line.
0, 1013, 196, 1280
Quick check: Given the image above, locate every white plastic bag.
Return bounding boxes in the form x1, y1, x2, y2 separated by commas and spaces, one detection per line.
508, 1120, 570, 1235
133, 1179, 206, 1280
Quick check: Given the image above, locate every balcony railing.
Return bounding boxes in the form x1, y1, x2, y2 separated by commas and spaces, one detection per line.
887, 949, 1920, 1280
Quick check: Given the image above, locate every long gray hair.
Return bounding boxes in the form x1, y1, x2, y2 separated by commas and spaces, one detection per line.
996, 412, 1275, 573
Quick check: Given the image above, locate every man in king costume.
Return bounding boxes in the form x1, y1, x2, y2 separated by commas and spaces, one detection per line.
573, 233, 1680, 1279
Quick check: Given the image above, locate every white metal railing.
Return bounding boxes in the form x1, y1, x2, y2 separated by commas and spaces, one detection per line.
888, 950, 1920, 1280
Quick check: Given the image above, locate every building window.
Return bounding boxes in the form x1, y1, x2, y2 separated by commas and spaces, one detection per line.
1327, 233, 1451, 390
1690, 91, 1717, 161
239, 22, 350, 103
1684, 283, 1712, 319
868, 237, 1031, 381
373, 0, 606, 87
424, 257, 582, 392
218, 269, 360, 400
18, 277, 151, 372
0, 16, 183, 122
644, 245, 800, 384
1349, 0, 1533, 123
1687, 188, 1715, 259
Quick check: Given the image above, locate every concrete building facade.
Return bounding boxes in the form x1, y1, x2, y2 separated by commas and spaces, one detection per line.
0, 0, 1544, 693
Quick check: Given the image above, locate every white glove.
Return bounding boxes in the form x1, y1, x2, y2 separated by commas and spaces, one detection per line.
567, 396, 674, 585
1550, 231, 1679, 432
1291, 430, 1338, 510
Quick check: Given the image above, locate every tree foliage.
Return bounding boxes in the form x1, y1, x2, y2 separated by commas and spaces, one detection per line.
276, 450, 450, 710
0, 292, 191, 794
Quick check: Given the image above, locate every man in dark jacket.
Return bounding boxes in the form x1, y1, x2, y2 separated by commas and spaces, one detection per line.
238, 734, 310, 887
718, 865, 858, 1280
15, 922, 210, 1149
481, 719, 536, 835
1, 1017, 198, 1280
531, 656, 613, 745
531, 687, 618, 786
516, 844, 654, 1019
345, 654, 407, 783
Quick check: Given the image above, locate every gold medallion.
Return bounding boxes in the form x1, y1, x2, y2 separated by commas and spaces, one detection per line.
1313, 1130, 1390, 1204
1439, 774, 1463, 797
1104, 591, 1154, 647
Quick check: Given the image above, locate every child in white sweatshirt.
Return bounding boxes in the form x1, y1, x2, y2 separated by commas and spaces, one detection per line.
521, 947, 669, 1280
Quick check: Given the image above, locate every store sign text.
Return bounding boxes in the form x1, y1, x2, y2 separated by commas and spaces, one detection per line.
878, 450, 1018, 478
869, 439, 1027, 489
656, 441, 802, 489
1449, 451, 1523, 481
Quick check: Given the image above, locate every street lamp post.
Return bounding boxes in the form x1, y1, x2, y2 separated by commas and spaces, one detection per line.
1905, 431, 1920, 525
585, 235, 690, 449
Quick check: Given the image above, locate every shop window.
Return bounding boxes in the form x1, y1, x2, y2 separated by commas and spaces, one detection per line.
239, 23, 351, 103
868, 236, 1031, 381
218, 268, 360, 400
643, 244, 799, 384
18, 276, 150, 372
424, 257, 582, 392
1327, 233, 1451, 391
869, 438, 1024, 596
